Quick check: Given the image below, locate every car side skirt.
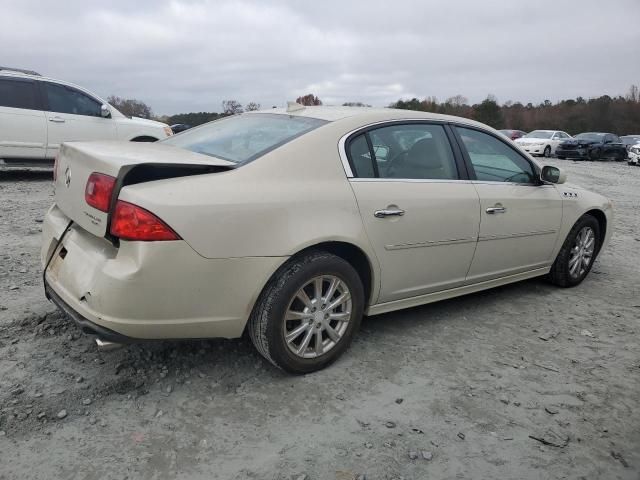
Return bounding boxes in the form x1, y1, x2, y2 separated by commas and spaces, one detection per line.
366, 267, 550, 316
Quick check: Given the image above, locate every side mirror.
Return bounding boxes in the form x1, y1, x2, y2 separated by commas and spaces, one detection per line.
541, 165, 567, 184
100, 104, 111, 118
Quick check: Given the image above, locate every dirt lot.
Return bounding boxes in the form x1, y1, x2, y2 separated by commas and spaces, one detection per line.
0, 160, 638, 480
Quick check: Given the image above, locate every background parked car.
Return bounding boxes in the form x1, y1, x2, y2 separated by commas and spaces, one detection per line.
627, 144, 640, 166
170, 123, 192, 134
499, 129, 527, 141
515, 130, 572, 157
556, 132, 627, 161
0, 67, 173, 167
620, 135, 640, 151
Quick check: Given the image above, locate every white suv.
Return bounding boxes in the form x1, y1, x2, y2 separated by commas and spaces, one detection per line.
0, 67, 172, 167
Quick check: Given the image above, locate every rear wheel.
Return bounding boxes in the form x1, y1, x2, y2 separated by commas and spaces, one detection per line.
543, 146, 551, 158
589, 148, 601, 161
248, 251, 364, 374
548, 215, 600, 287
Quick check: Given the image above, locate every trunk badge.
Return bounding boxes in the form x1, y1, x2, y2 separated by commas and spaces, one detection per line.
64, 166, 71, 187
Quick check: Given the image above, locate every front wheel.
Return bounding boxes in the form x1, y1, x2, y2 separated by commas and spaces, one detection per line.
543, 146, 551, 158
248, 251, 364, 374
547, 215, 600, 287
589, 148, 601, 161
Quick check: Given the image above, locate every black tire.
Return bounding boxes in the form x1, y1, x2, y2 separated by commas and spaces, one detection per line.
589, 148, 601, 161
557, 156, 566, 160
547, 215, 600, 288
131, 136, 158, 142
543, 146, 551, 158
248, 251, 364, 374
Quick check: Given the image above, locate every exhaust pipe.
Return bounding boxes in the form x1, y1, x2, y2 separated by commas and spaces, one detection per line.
95, 338, 123, 352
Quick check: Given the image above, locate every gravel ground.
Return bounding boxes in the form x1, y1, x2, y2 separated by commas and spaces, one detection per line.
0, 160, 639, 480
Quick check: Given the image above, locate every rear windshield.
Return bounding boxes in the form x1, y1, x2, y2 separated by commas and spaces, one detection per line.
576, 133, 605, 141
163, 113, 328, 164
523, 130, 553, 139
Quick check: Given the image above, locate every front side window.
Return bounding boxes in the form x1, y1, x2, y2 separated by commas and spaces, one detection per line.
163, 113, 327, 164
44, 82, 102, 117
348, 123, 458, 180
456, 127, 537, 183
0, 78, 39, 110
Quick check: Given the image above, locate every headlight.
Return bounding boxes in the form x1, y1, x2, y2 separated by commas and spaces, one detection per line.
163, 126, 173, 137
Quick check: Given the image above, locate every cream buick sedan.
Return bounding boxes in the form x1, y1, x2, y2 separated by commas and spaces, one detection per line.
42, 105, 613, 373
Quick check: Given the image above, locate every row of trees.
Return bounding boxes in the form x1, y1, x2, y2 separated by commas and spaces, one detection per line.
390, 86, 640, 135
109, 85, 640, 134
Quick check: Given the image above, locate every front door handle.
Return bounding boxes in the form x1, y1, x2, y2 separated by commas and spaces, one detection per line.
486, 206, 506, 214
374, 208, 405, 218
49, 117, 65, 123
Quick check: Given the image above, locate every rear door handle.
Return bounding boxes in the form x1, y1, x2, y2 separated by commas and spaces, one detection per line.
49, 117, 65, 123
486, 206, 506, 214
374, 208, 405, 218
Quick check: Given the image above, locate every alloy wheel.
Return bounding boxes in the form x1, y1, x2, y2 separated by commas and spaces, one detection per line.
283, 275, 352, 359
568, 226, 595, 279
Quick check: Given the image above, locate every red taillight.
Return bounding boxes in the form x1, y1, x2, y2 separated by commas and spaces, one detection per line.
85, 173, 116, 212
110, 200, 180, 241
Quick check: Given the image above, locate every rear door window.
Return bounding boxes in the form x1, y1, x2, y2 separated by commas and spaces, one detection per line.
0, 78, 40, 110
44, 82, 102, 117
348, 123, 460, 180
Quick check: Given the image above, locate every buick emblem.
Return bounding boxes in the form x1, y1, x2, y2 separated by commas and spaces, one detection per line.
64, 166, 71, 187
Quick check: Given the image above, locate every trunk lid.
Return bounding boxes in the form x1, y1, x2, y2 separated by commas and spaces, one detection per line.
54, 141, 234, 237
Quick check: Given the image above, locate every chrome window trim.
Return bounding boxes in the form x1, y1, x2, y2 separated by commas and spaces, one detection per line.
349, 178, 472, 184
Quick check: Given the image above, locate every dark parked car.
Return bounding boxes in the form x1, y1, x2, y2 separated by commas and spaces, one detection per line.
620, 135, 640, 151
499, 129, 527, 141
170, 123, 192, 134
556, 133, 627, 161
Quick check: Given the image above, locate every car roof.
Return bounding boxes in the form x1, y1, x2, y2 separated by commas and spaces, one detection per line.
0, 69, 92, 92
247, 105, 491, 129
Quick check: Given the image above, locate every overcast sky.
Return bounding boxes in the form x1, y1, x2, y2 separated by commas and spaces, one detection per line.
2, 0, 639, 115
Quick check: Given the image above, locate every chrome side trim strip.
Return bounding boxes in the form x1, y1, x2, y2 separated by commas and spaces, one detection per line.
478, 229, 557, 241
385, 237, 477, 251
350, 178, 474, 184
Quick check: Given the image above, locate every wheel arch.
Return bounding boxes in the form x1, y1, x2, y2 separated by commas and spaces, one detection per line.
584, 208, 607, 255
289, 241, 376, 308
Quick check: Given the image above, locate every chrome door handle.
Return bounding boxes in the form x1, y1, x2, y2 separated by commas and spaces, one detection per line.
49, 117, 65, 123
486, 206, 506, 214
374, 208, 405, 218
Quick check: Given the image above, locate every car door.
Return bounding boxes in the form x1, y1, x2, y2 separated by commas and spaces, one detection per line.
604, 134, 624, 159
40, 81, 117, 158
345, 122, 481, 303
0, 76, 46, 159
550, 132, 563, 154
454, 126, 563, 282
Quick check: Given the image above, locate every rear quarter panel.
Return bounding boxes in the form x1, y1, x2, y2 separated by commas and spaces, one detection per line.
117, 120, 381, 297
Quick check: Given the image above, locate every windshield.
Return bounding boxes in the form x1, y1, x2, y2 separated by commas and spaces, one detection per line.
621, 136, 640, 145
523, 130, 553, 139
163, 113, 328, 164
576, 133, 605, 141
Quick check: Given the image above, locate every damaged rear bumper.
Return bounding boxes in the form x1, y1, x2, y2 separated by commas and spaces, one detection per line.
41, 204, 286, 341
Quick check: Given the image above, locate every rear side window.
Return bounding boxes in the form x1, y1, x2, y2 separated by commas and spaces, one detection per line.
347, 123, 459, 180
0, 78, 39, 110
44, 82, 102, 117
456, 127, 536, 183
163, 113, 328, 164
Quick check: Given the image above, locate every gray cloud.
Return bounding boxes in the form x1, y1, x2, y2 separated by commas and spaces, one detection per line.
2, 0, 639, 114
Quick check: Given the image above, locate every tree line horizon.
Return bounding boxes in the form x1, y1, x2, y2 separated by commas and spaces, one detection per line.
109, 85, 640, 136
